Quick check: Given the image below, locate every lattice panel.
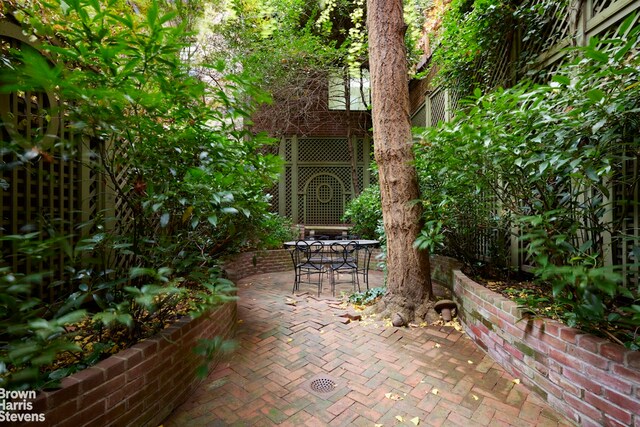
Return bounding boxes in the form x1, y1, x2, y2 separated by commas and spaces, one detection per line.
429, 89, 446, 126
612, 151, 639, 287
520, 1, 571, 59
299, 138, 351, 162
285, 166, 292, 216
298, 167, 352, 193
0, 26, 97, 301
411, 103, 427, 128
285, 138, 292, 162
593, 0, 616, 16
304, 174, 344, 224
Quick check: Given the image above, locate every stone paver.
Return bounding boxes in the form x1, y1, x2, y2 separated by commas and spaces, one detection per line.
164, 271, 573, 426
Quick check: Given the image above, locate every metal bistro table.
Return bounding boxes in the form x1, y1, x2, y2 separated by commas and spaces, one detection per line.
283, 239, 380, 296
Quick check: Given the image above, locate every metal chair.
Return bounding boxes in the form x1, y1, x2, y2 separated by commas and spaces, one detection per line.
354, 243, 374, 291
290, 240, 325, 296
328, 241, 360, 296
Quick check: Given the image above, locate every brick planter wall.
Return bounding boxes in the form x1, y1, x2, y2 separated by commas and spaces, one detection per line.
222, 249, 293, 282
453, 270, 640, 427
222, 248, 385, 283
26, 302, 236, 427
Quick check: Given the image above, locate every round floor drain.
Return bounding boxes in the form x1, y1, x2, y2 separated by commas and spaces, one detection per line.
310, 377, 336, 393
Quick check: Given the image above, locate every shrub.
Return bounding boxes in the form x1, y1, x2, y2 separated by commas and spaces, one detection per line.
342, 184, 383, 240
415, 16, 640, 348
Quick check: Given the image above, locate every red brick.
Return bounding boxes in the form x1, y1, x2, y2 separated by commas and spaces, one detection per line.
562, 366, 602, 395
599, 342, 626, 363
558, 327, 582, 344
95, 355, 126, 379
112, 347, 144, 370
566, 345, 608, 369
71, 366, 104, 392
577, 335, 609, 353
584, 364, 633, 394
584, 391, 633, 425
603, 388, 640, 415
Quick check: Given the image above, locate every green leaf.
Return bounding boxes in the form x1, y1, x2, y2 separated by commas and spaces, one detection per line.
160, 213, 170, 227
586, 89, 604, 103
207, 215, 218, 227
551, 75, 570, 86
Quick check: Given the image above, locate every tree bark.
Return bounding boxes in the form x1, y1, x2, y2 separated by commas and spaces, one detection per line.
366, 0, 433, 322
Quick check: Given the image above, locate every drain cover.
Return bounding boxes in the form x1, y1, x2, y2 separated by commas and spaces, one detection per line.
302, 374, 343, 399
310, 377, 336, 393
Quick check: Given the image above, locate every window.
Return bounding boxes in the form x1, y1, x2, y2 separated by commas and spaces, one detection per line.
328, 70, 371, 111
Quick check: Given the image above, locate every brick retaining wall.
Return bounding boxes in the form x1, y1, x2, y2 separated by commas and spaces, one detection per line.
222, 248, 384, 283
25, 302, 236, 427
453, 270, 640, 427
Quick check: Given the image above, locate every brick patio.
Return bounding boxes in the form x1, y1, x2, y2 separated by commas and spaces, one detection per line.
163, 271, 573, 426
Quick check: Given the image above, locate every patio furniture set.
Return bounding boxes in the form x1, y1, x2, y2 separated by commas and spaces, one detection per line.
283, 239, 379, 297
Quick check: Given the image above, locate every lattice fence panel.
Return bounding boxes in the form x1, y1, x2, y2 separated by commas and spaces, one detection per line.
593, 0, 616, 16
285, 166, 292, 217
304, 174, 344, 225
299, 138, 350, 162
298, 167, 352, 193
411, 103, 427, 128
285, 138, 292, 162
612, 150, 639, 288
429, 89, 446, 126
1, 28, 87, 301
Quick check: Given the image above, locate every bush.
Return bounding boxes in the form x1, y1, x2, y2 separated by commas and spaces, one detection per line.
415, 17, 640, 348
1, 0, 280, 389
342, 184, 383, 240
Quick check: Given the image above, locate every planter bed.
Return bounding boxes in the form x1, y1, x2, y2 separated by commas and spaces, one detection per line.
20, 302, 236, 427
453, 269, 640, 427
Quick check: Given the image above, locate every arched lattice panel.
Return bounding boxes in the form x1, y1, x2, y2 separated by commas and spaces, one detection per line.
0, 21, 102, 301
304, 174, 345, 225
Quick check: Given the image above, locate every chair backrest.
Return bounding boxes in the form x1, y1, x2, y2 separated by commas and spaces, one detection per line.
329, 241, 358, 268
293, 240, 325, 266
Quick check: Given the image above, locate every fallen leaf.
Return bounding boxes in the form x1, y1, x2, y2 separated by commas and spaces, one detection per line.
375, 424, 383, 427
434, 343, 441, 348
472, 394, 479, 401
410, 417, 420, 425
285, 298, 297, 306
467, 360, 474, 364
513, 378, 520, 384
431, 389, 439, 395
395, 415, 404, 422
237, 319, 244, 324
385, 392, 404, 401
287, 338, 293, 343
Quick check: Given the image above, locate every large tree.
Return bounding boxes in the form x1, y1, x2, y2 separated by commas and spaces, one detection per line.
367, 0, 433, 323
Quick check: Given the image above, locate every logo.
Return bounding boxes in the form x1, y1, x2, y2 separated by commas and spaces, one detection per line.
0, 389, 46, 422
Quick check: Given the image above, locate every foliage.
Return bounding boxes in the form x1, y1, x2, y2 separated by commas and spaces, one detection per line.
347, 286, 386, 306
432, 0, 567, 92
342, 184, 382, 240
415, 17, 640, 347
1, 0, 280, 389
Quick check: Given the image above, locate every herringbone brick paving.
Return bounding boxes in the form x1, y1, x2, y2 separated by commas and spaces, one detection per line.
164, 271, 573, 426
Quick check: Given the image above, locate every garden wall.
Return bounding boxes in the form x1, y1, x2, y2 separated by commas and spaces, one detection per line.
453, 270, 640, 427
222, 248, 385, 283
25, 302, 236, 427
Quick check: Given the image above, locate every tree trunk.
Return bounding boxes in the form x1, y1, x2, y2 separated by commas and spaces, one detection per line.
366, 0, 433, 322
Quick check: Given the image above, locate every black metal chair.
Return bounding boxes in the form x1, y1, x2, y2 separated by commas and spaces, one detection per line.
289, 240, 325, 296
354, 242, 374, 291
328, 241, 360, 296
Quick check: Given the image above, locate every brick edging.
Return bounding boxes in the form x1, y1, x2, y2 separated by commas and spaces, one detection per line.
453, 269, 640, 426
24, 302, 237, 427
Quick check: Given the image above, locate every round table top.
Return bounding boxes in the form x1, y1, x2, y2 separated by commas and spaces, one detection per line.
283, 239, 380, 248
